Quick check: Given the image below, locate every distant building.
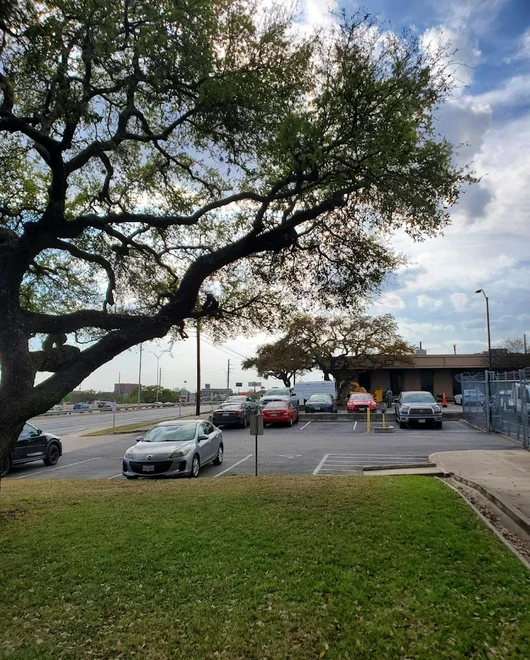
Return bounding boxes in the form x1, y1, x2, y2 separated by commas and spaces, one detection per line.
114, 383, 137, 395
200, 387, 233, 401
324, 352, 530, 399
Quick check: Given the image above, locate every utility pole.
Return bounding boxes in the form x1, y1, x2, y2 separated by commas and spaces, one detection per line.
159, 367, 162, 398
525, 334, 527, 354
226, 359, 230, 399
196, 320, 201, 416
453, 344, 457, 355
137, 343, 143, 404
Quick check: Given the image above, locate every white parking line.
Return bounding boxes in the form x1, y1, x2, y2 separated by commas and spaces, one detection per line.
213, 454, 253, 478
313, 453, 330, 475
14, 457, 102, 479
353, 421, 357, 431
107, 474, 123, 479
299, 421, 312, 431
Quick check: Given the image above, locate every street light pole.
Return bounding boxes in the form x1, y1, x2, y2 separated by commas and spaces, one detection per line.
475, 289, 492, 371
149, 350, 170, 402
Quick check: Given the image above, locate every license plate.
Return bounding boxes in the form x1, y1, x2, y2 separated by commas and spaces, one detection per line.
315, 407, 321, 411
142, 465, 155, 472
418, 419, 426, 424
223, 412, 231, 416
269, 413, 278, 417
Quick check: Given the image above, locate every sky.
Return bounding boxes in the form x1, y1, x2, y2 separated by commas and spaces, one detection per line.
66, 0, 530, 394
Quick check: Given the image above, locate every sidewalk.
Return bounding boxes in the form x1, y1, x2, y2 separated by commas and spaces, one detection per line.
430, 449, 530, 534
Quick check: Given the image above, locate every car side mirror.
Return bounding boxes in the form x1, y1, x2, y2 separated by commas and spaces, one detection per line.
135, 435, 143, 443
36, 429, 42, 435
198, 434, 209, 441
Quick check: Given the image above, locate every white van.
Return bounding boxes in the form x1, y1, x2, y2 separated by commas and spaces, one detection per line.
293, 381, 336, 405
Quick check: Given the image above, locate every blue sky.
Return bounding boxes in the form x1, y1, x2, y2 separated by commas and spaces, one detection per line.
72, 0, 530, 392
362, 0, 530, 356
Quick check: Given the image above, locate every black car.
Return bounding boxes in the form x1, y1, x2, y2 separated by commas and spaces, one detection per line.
304, 394, 337, 413
0, 423, 63, 478
212, 399, 256, 428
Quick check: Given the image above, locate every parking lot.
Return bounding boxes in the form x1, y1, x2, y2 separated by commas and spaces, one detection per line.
6, 418, 522, 480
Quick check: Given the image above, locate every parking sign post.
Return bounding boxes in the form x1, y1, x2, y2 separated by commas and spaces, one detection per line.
112, 400, 117, 434
249, 414, 264, 476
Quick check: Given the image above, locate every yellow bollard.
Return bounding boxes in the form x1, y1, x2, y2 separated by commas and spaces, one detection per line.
367, 407, 370, 433
382, 412, 386, 428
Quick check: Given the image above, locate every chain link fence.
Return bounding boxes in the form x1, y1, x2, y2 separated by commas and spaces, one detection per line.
457, 370, 530, 449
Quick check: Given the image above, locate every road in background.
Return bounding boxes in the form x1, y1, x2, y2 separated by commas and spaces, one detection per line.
29, 404, 216, 436
7, 420, 521, 480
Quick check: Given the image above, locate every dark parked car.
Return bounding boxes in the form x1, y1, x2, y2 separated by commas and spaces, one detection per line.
223, 395, 258, 413
212, 398, 256, 428
304, 394, 337, 413
1, 423, 63, 477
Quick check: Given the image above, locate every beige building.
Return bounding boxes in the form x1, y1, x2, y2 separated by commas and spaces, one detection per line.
365, 354, 486, 398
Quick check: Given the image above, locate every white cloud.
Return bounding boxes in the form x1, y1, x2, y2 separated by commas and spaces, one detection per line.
417, 295, 443, 310
450, 293, 470, 312
374, 292, 405, 309
471, 74, 530, 109
505, 27, 530, 63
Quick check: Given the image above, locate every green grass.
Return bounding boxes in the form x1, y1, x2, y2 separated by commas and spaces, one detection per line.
1, 477, 530, 659
83, 413, 200, 436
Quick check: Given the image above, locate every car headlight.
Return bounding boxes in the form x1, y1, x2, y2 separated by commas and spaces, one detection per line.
400, 406, 410, 414
124, 448, 135, 459
169, 446, 192, 458
433, 405, 441, 413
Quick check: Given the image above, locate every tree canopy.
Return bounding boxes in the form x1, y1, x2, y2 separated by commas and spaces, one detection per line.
242, 337, 313, 386
0, 0, 472, 460
244, 313, 415, 395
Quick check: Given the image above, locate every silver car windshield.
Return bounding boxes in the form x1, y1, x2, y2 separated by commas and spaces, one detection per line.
142, 424, 197, 442
308, 395, 331, 402
264, 389, 290, 396
401, 393, 435, 403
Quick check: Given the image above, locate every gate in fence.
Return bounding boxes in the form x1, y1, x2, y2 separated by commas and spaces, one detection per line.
457, 369, 530, 449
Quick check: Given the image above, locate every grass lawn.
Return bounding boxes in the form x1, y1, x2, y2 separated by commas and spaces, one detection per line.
1, 477, 530, 659
83, 413, 199, 436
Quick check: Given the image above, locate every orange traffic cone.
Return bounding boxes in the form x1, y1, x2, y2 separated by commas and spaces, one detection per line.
442, 393, 448, 408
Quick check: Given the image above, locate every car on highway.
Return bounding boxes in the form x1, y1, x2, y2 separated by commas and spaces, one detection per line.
122, 419, 223, 479
262, 400, 299, 427
304, 394, 337, 413
1, 423, 63, 477
212, 399, 256, 428
394, 391, 442, 429
98, 402, 114, 411
347, 393, 377, 413
73, 402, 91, 412
259, 387, 299, 410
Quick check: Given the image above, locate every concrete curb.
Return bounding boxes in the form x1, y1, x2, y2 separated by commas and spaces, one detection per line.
363, 462, 437, 471
431, 456, 530, 538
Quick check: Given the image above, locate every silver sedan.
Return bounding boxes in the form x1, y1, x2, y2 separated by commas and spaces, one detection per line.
122, 419, 223, 479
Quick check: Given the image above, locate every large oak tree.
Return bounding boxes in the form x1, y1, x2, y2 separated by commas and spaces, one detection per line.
0, 0, 472, 466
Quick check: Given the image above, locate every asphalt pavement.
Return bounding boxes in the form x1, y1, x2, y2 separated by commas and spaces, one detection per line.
28, 403, 214, 436
7, 419, 522, 481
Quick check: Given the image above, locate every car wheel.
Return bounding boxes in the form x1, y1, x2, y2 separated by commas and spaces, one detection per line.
435, 421, 443, 429
241, 415, 247, 428
288, 416, 293, 427
189, 454, 200, 478
294, 412, 299, 424
43, 443, 60, 466
125, 475, 139, 480
213, 444, 224, 465
0, 455, 12, 478
399, 422, 406, 429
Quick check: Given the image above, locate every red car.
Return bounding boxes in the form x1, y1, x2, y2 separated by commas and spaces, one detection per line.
262, 401, 299, 427
347, 393, 377, 413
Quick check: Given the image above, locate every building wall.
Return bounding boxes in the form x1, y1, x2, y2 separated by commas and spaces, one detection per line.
403, 371, 421, 391
370, 370, 390, 391
433, 371, 454, 397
